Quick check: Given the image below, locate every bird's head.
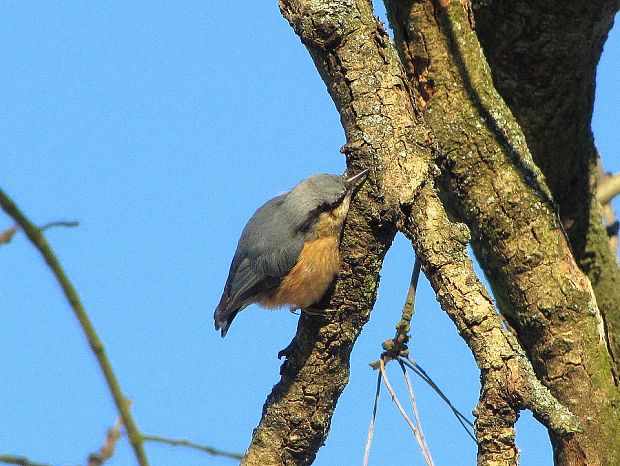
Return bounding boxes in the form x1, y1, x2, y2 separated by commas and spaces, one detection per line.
284, 169, 369, 236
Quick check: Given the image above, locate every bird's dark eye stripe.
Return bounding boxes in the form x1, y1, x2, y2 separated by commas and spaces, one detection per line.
327, 191, 346, 209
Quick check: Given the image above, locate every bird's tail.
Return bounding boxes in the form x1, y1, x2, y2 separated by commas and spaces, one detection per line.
214, 293, 240, 338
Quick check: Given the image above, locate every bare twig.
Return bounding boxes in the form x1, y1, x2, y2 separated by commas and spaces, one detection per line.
398, 359, 432, 458
598, 172, 620, 204
402, 357, 476, 441
142, 435, 243, 460
381, 258, 421, 359
0, 225, 18, 244
597, 160, 620, 256
40, 220, 79, 231
362, 370, 383, 466
0, 188, 148, 466
88, 416, 123, 466
379, 358, 434, 466
0, 455, 51, 466
602, 203, 619, 256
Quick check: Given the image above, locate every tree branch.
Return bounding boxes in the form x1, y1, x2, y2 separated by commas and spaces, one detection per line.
40, 220, 79, 231
474, 0, 620, 392
142, 435, 242, 460
598, 172, 620, 205
362, 370, 382, 466
385, 1, 620, 462
0, 456, 51, 466
242, 0, 434, 463
88, 416, 123, 466
401, 184, 580, 465
0, 188, 149, 466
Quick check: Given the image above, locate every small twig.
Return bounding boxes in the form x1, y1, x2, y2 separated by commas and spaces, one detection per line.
597, 172, 620, 204
0, 225, 18, 244
382, 258, 421, 359
40, 220, 79, 231
362, 369, 383, 466
0, 455, 51, 466
596, 159, 619, 256
398, 359, 433, 461
142, 435, 243, 460
88, 415, 123, 466
402, 357, 476, 441
0, 189, 148, 466
379, 358, 434, 466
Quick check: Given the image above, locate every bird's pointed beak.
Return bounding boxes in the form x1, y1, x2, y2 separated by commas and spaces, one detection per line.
345, 169, 369, 193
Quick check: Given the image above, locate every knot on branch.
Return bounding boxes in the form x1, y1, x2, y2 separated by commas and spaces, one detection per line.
381, 334, 410, 359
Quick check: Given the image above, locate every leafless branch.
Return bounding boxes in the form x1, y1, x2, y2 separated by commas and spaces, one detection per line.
88, 416, 123, 466
362, 370, 382, 466
398, 359, 432, 456
0, 455, 51, 466
379, 358, 435, 466
142, 435, 243, 460
598, 172, 620, 204
40, 220, 79, 231
401, 357, 475, 441
0, 188, 148, 466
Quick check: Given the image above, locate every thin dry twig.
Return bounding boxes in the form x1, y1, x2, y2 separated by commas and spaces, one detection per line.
379, 358, 434, 466
0, 189, 148, 466
362, 369, 383, 466
0, 225, 18, 244
398, 359, 432, 457
401, 357, 476, 441
40, 220, 79, 230
142, 435, 243, 460
88, 416, 123, 466
0, 455, 51, 466
368, 259, 437, 464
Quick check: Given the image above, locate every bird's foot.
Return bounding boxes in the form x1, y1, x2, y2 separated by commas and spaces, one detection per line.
301, 306, 333, 316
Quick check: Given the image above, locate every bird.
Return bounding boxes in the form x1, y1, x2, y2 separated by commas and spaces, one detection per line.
214, 170, 369, 337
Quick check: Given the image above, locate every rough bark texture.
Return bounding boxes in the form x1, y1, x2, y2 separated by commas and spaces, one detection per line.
473, 0, 620, 384
243, 1, 432, 464
243, 0, 620, 464
385, 0, 620, 464
401, 184, 579, 466
243, 217, 395, 466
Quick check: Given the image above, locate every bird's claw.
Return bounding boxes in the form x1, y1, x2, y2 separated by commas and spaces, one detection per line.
301, 307, 332, 316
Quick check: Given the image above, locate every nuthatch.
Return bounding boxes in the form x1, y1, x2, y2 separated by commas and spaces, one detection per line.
214, 170, 369, 337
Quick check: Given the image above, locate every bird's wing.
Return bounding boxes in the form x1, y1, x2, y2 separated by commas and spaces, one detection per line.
226, 256, 280, 310
214, 195, 306, 336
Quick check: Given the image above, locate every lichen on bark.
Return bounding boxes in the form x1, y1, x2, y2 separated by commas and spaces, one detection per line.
384, 0, 620, 463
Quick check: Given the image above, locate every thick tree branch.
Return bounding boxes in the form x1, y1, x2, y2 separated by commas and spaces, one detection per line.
473, 0, 620, 385
243, 1, 434, 464
401, 184, 579, 465
473, 0, 617, 254
0, 189, 149, 466
245, 0, 619, 464
385, 1, 620, 463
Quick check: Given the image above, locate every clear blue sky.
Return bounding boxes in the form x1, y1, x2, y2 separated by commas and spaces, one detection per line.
1, 3, 618, 465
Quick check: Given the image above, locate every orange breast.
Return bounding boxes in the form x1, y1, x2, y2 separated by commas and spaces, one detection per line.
259, 235, 340, 309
